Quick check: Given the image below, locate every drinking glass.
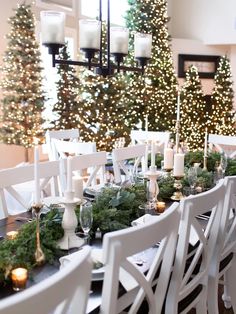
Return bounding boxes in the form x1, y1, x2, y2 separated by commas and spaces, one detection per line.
187, 167, 198, 194
79, 202, 93, 244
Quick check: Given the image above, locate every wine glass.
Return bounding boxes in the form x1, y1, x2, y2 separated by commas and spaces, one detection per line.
187, 167, 198, 194
79, 202, 93, 244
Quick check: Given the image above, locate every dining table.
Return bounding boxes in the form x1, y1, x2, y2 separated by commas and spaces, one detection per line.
0, 192, 209, 314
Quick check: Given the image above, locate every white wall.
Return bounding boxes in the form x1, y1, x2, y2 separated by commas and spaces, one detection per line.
169, 0, 236, 45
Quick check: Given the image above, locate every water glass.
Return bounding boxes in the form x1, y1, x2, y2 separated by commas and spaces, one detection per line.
187, 167, 198, 194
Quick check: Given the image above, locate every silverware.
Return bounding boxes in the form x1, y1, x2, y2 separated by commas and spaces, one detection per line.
14, 217, 33, 222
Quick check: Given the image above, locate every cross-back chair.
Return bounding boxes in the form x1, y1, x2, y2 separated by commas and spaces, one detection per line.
0, 246, 92, 314
130, 130, 170, 154
45, 129, 80, 160
207, 176, 236, 313
112, 144, 146, 184
69, 151, 107, 189
208, 134, 236, 158
0, 160, 63, 218
165, 179, 225, 313
100, 202, 180, 314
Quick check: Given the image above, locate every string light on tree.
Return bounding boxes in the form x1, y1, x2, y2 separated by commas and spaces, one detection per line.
0, 3, 45, 160
52, 43, 81, 130
125, 0, 178, 132
209, 55, 236, 135
180, 65, 208, 151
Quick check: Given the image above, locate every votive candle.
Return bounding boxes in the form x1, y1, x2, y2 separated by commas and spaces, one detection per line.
6, 231, 19, 240
11, 268, 28, 291
156, 201, 166, 213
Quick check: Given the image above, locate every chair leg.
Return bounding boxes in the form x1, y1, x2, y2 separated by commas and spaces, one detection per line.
196, 291, 207, 314
207, 277, 219, 314
223, 263, 236, 311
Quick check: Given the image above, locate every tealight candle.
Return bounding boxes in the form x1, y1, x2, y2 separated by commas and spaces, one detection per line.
156, 201, 166, 213
6, 231, 19, 240
11, 268, 28, 291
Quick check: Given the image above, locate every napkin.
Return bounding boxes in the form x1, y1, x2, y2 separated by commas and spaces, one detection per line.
131, 214, 157, 226
59, 248, 103, 270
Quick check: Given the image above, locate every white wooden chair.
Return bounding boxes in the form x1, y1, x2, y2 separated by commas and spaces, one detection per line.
0, 160, 63, 218
130, 130, 170, 154
208, 134, 236, 158
207, 176, 236, 314
69, 151, 108, 189
165, 179, 225, 314
112, 144, 146, 184
100, 202, 180, 314
45, 129, 80, 160
0, 246, 92, 314
51, 138, 96, 160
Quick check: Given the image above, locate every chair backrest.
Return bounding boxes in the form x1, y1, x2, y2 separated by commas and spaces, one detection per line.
0, 246, 92, 314
208, 134, 236, 158
100, 202, 180, 314
45, 129, 80, 160
112, 144, 146, 184
130, 130, 170, 153
0, 160, 63, 218
165, 180, 225, 313
69, 151, 107, 188
51, 138, 97, 160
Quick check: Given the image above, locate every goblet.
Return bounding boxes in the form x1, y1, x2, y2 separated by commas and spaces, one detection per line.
80, 202, 93, 244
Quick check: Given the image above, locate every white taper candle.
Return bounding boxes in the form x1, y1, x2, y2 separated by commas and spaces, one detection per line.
204, 128, 208, 157
67, 156, 73, 192
34, 145, 40, 204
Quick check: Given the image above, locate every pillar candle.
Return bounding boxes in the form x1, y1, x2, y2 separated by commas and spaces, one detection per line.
173, 153, 185, 177
67, 156, 73, 192
204, 128, 208, 157
151, 140, 155, 167
34, 145, 40, 204
164, 147, 174, 170
72, 175, 84, 200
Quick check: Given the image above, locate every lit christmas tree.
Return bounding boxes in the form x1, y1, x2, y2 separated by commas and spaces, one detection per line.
0, 3, 45, 156
180, 65, 208, 151
77, 71, 130, 151
210, 55, 236, 135
76, 23, 130, 151
125, 0, 178, 131
52, 43, 81, 130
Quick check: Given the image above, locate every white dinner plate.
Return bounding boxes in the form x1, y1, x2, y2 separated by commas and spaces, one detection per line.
91, 248, 104, 281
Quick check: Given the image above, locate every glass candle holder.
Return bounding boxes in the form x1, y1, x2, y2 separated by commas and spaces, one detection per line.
156, 201, 166, 213
6, 231, 18, 240
11, 268, 28, 291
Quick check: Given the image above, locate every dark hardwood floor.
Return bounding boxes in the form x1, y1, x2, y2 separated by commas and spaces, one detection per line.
188, 285, 234, 313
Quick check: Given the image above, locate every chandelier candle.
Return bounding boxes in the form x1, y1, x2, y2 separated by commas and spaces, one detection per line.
40, 11, 65, 47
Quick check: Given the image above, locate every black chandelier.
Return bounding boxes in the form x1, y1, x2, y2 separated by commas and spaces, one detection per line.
40, 0, 152, 76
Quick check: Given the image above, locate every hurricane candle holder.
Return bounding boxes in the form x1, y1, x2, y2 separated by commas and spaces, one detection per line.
32, 203, 45, 266
57, 191, 84, 250
171, 176, 185, 201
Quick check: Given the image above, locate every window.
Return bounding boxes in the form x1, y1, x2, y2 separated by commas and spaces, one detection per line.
80, 0, 129, 26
